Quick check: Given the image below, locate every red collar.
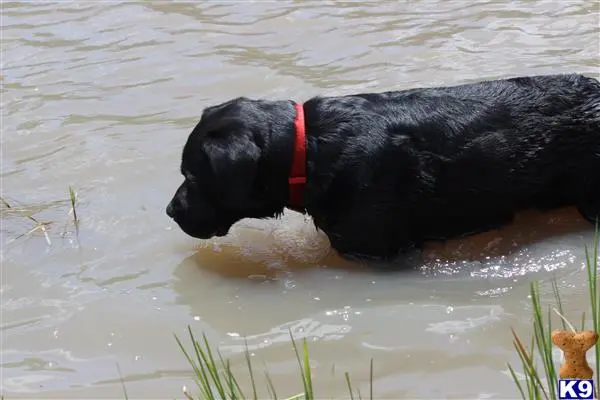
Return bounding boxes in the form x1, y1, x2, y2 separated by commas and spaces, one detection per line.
288, 103, 306, 208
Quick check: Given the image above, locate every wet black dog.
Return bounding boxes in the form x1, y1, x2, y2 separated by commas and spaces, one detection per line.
166, 73, 600, 262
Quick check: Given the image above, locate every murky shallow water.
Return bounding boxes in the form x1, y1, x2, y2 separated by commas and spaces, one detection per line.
2, 1, 599, 398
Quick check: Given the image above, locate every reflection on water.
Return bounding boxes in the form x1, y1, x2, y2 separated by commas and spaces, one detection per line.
2, 1, 598, 398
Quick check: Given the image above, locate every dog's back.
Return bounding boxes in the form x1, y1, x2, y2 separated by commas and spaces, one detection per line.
408, 74, 600, 239
407, 74, 600, 237
304, 74, 600, 254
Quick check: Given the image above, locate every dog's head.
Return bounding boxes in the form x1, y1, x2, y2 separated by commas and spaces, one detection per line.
166, 97, 295, 239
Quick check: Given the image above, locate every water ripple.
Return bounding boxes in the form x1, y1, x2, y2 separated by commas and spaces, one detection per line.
2, 1, 598, 398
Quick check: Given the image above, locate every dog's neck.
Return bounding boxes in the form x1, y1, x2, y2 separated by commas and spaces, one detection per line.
256, 100, 309, 214
287, 102, 307, 211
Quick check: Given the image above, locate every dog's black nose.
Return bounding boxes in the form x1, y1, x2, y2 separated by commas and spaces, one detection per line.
166, 202, 175, 218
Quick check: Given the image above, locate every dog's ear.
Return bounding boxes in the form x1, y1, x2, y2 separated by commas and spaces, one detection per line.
203, 132, 261, 205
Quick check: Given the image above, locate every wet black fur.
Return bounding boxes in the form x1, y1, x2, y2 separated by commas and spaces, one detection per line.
166, 73, 600, 262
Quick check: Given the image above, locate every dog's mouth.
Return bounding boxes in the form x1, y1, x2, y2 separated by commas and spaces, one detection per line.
170, 215, 232, 239
213, 226, 229, 237
193, 225, 230, 239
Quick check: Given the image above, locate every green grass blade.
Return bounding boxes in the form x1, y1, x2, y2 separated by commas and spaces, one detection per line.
529, 334, 542, 400
302, 339, 313, 400
530, 283, 553, 400
514, 344, 534, 399
175, 332, 211, 400
174, 333, 201, 384
201, 333, 227, 399
217, 350, 244, 399
0, 197, 10, 208
243, 338, 258, 400
552, 308, 576, 333
182, 387, 195, 400
526, 334, 538, 400
551, 278, 566, 331
344, 372, 355, 400
189, 328, 217, 399
511, 327, 548, 400
68, 186, 78, 222
68, 186, 80, 238
544, 306, 557, 400
507, 362, 527, 400
218, 352, 236, 400
535, 315, 553, 398
283, 395, 305, 400
290, 330, 310, 398
263, 366, 278, 400
1, 196, 40, 224
116, 362, 129, 400
584, 223, 600, 396
224, 357, 245, 400
369, 358, 373, 400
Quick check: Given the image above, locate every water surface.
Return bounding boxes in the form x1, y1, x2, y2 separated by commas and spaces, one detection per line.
2, 1, 599, 398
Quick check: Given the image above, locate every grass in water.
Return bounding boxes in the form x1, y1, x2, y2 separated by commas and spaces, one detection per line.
68, 185, 79, 236
1, 186, 80, 244
1, 196, 53, 245
508, 224, 599, 400
116, 362, 129, 400
174, 326, 374, 400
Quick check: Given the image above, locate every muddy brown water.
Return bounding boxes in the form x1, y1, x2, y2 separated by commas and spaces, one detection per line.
2, 1, 599, 398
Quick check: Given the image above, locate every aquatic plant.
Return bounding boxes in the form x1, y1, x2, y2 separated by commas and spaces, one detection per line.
1, 186, 80, 245
508, 224, 599, 400
174, 327, 373, 400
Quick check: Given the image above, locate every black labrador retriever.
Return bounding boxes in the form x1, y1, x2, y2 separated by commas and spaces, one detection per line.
166, 73, 600, 262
